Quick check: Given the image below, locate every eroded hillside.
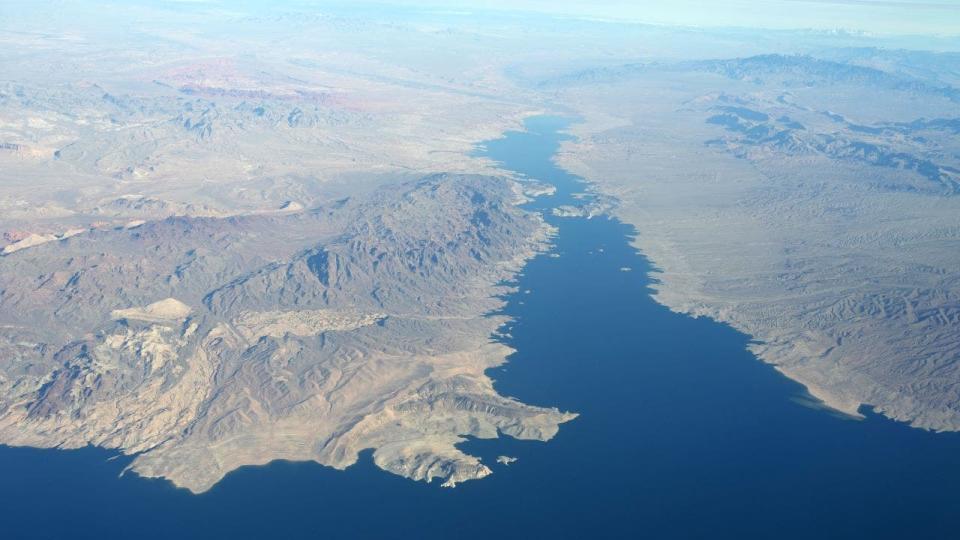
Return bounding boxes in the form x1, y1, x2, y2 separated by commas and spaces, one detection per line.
0, 174, 575, 492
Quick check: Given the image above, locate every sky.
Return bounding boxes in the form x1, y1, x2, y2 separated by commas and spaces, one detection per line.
375, 0, 960, 36
2, 0, 957, 46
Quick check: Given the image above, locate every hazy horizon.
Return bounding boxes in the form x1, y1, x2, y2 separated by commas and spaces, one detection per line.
5, 1, 959, 37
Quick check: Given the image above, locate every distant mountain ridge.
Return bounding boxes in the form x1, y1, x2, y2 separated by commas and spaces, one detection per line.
539, 53, 960, 103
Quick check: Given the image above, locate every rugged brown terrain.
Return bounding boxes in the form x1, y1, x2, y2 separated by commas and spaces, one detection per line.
0, 173, 574, 492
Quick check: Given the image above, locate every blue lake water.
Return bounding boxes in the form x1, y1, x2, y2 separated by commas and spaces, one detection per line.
2, 116, 960, 539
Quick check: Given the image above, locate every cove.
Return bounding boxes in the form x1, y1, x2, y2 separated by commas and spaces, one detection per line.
2, 116, 960, 539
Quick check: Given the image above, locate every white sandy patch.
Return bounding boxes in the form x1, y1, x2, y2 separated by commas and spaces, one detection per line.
112, 298, 193, 324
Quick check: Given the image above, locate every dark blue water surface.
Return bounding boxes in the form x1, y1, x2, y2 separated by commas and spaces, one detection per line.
3, 116, 960, 540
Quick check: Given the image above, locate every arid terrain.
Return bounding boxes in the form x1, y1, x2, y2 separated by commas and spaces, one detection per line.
2, 1, 960, 497
549, 53, 960, 429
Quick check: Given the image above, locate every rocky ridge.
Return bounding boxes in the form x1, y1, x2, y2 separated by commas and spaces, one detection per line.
0, 173, 575, 492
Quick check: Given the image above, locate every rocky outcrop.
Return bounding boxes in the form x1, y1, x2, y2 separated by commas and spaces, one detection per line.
0, 174, 574, 493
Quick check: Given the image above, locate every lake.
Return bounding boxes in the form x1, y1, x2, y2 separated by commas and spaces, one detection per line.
2, 116, 959, 539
